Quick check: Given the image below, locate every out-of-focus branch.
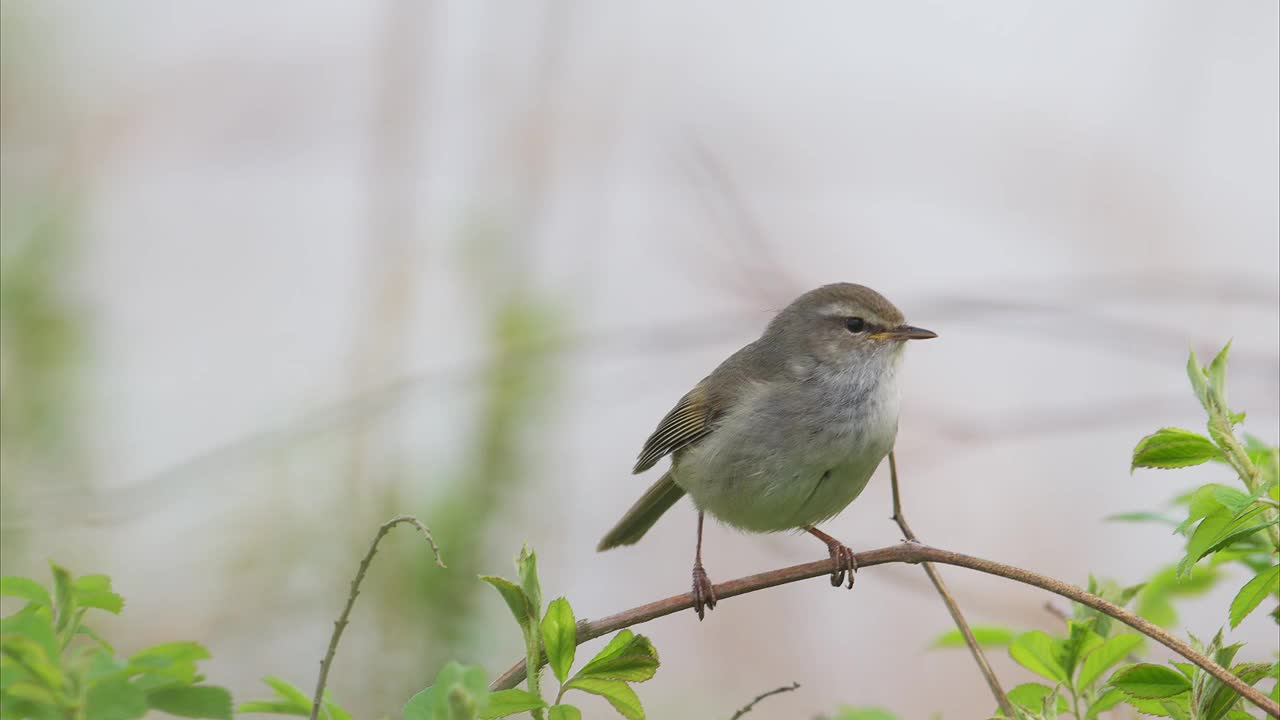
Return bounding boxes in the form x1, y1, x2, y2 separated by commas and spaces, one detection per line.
727, 681, 800, 719
310, 516, 445, 720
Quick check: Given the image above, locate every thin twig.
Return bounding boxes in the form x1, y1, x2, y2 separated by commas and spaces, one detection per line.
1043, 601, 1070, 623
488, 543, 1279, 717
728, 682, 801, 720
310, 516, 445, 720
888, 451, 1016, 718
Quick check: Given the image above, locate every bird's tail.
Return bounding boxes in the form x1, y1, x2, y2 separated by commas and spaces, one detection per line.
597, 471, 686, 551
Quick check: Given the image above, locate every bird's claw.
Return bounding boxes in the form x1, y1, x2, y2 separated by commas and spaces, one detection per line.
826, 541, 858, 589
691, 563, 717, 620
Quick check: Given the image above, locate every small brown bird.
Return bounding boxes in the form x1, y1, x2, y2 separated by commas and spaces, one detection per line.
597, 283, 935, 618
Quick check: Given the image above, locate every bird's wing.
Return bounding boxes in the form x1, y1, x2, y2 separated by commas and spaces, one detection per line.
632, 383, 717, 474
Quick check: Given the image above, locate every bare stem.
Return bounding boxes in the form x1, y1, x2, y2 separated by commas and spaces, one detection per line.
728, 682, 801, 720
488, 543, 1279, 717
888, 451, 1016, 718
310, 516, 445, 720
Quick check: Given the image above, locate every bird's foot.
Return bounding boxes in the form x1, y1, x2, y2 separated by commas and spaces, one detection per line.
824, 539, 858, 589
691, 562, 717, 620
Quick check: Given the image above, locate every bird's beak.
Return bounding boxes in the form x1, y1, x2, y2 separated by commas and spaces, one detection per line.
871, 324, 938, 341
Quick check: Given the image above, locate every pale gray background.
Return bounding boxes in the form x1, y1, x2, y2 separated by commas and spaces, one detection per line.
2, 2, 1277, 717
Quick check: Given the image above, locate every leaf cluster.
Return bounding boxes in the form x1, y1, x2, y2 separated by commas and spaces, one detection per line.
1, 563, 233, 720
392, 546, 659, 720
908, 343, 1279, 720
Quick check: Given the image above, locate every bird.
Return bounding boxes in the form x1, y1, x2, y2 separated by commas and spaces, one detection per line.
597, 283, 936, 619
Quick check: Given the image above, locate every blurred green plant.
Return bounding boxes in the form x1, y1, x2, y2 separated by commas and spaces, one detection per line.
412, 295, 566, 661
0, 564, 233, 719
0, 204, 88, 563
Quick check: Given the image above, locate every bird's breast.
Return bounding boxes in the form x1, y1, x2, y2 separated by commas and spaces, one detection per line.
673, 369, 901, 532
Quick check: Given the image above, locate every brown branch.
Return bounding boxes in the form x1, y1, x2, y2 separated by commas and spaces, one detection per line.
728, 681, 801, 719
311, 516, 445, 720
488, 543, 1279, 717
888, 452, 1016, 718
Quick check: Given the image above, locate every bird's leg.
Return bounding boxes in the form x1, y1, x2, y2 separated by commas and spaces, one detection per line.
691, 510, 717, 620
806, 526, 857, 589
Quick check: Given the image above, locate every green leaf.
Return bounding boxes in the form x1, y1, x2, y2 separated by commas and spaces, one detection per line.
324, 705, 351, 720
1121, 694, 1190, 719
547, 706, 582, 720
517, 546, 542, 619
1060, 620, 1103, 679
76, 623, 116, 652
1201, 663, 1274, 720
237, 702, 309, 716
447, 685, 479, 720
322, 695, 352, 720
127, 641, 211, 689
1005, 682, 1068, 715
0, 576, 51, 608
49, 562, 75, 636
0, 633, 65, 692
573, 631, 659, 683
237, 676, 311, 715
1244, 434, 1279, 486
540, 597, 577, 684
403, 687, 437, 720
1187, 349, 1212, 410
480, 575, 535, 631
1176, 485, 1238, 535
0, 606, 61, 670
1078, 633, 1143, 688
129, 641, 211, 668
406, 662, 490, 720
1106, 511, 1181, 527
1132, 428, 1221, 471
1211, 486, 1252, 515
1228, 564, 1279, 628
1109, 663, 1192, 699
4, 680, 62, 705
480, 689, 547, 719
1138, 563, 1221, 627
1086, 687, 1126, 718
563, 678, 643, 720
1008, 630, 1068, 685
1206, 341, 1230, 401
73, 574, 124, 615
1178, 505, 1275, 577
930, 625, 1017, 648
147, 686, 234, 719
84, 677, 149, 720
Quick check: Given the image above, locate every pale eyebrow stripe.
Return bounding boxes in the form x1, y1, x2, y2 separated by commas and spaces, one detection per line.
817, 302, 853, 317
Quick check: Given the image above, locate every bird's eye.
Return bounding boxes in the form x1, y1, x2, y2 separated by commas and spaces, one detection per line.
845, 317, 867, 333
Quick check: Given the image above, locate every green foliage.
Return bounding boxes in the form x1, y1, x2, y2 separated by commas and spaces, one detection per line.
931, 625, 1018, 648
414, 292, 566, 670
0, 564, 232, 720
1105, 631, 1278, 720
1109, 663, 1192, 699
932, 343, 1279, 719
1132, 428, 1222, 471
398, 545, 659, 720
540, 598, 576, 684
1000, 617, 1145, 718
1228, 564, 1279, 629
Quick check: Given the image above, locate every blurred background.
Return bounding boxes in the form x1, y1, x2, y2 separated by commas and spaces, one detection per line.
1, 1, 1277, 717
